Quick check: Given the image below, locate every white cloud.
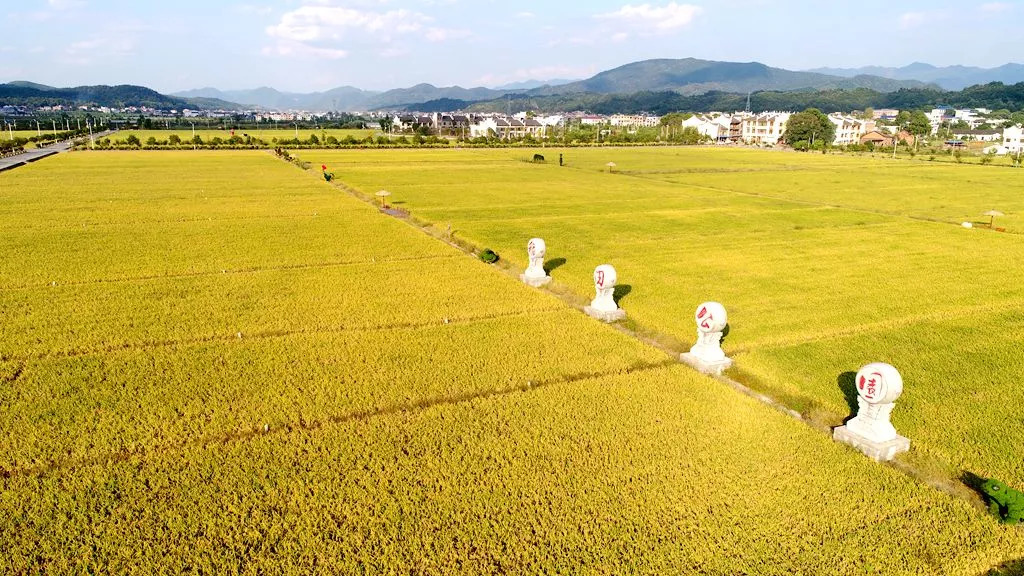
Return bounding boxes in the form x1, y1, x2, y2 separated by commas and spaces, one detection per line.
233, 4, 274, 16
595, 2, 701, 32
515, 11, 535, 18
898, 11, 926, 29
263, 2, 473, 58
612, 32, 629, 43
61, 36, 136, 65
380, 46, 410, 58
897, 10, 947, 30
424, 27, 472, 42
47, 0, 86, 9
266, 5, 430, 43
546, 35, 597, 47
980, 2, 1012, 13
261, 41, 348, 59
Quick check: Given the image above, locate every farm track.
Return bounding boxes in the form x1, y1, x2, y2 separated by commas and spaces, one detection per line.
0, 357, 680, 480
0, 306, 567, 363
0, 253, 457, 292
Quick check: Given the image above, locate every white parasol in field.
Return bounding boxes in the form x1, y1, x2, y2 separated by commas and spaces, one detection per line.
984, 209, 1004, 228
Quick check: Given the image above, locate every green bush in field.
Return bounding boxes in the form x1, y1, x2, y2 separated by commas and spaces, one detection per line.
479, 248, 499, 263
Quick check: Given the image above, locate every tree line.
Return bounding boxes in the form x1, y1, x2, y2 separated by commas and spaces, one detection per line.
459, 82, 1024, 117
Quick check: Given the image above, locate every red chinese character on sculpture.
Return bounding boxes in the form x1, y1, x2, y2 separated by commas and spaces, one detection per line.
833, 362, 910, 462
858, 371, 884, 402
584, 264, 625, 322
521, 238, 550, 287
697, 305, 713, 330
681, 301, 732, 375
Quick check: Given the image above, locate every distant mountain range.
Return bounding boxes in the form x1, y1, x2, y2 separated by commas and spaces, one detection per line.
806, 62, 1024, 91
171, 84, 533, 112
170, 58, 934, 111
4, 57, 1023, 113
494, 79, 576, 90
526, 58, 934, 96
0, 82, 241, 110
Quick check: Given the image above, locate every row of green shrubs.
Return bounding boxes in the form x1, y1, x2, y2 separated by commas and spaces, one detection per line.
0, 129, 84, 153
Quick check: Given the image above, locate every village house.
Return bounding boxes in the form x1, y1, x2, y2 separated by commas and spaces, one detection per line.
828, 113, 871, 146
1004, 124, 1024, 154
741, 112, 790, 146
951, 128, 1001, 142
681, 114, 733, 141
928, 107, 954, 134
469, 115, 546, 139
858, 129, 916, 148
608, 114, 661, 128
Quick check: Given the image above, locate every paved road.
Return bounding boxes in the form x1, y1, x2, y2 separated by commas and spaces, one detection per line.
0, 130, 116, 173
0, 141, 71, 172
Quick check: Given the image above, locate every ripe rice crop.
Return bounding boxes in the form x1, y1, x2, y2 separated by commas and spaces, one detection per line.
307, 147, 1024, 493
4, 150, 1024, 573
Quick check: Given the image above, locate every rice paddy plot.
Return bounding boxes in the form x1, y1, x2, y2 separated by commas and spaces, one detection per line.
306, 146, 1024, 494
4, 149, 1024, 573
3, 366, 1022, 575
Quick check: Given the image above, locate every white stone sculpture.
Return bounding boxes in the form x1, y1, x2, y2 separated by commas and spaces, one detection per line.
584, 264, 625, 322
832, 362, 911, 462
519, 238, 551, 287
680, 302, 732, 374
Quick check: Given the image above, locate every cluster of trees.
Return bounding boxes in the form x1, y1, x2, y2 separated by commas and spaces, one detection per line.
782, 107, 933, 151
462, 82, 1024, 117
91, 132, 455, 150
0, 83, 199, 110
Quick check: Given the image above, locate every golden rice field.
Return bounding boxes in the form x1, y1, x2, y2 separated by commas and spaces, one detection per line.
3, 130, 53, 140
1, 150, 1023, 574
306, 147, 1024, 491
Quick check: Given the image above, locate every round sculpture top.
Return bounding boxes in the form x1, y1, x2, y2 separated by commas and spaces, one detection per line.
527, 238, 546, 259
695, 301, 727, 333
594, 264, 617, 290
855, 362, 903, 405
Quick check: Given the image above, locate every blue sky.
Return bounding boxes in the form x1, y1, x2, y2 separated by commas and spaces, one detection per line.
2, 0, 1021, 93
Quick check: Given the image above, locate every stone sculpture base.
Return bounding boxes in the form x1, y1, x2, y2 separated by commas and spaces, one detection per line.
520, 274, 551, 287
584, 306, 626, 322
679, 353, 733, 376
832, 425, 910, 462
